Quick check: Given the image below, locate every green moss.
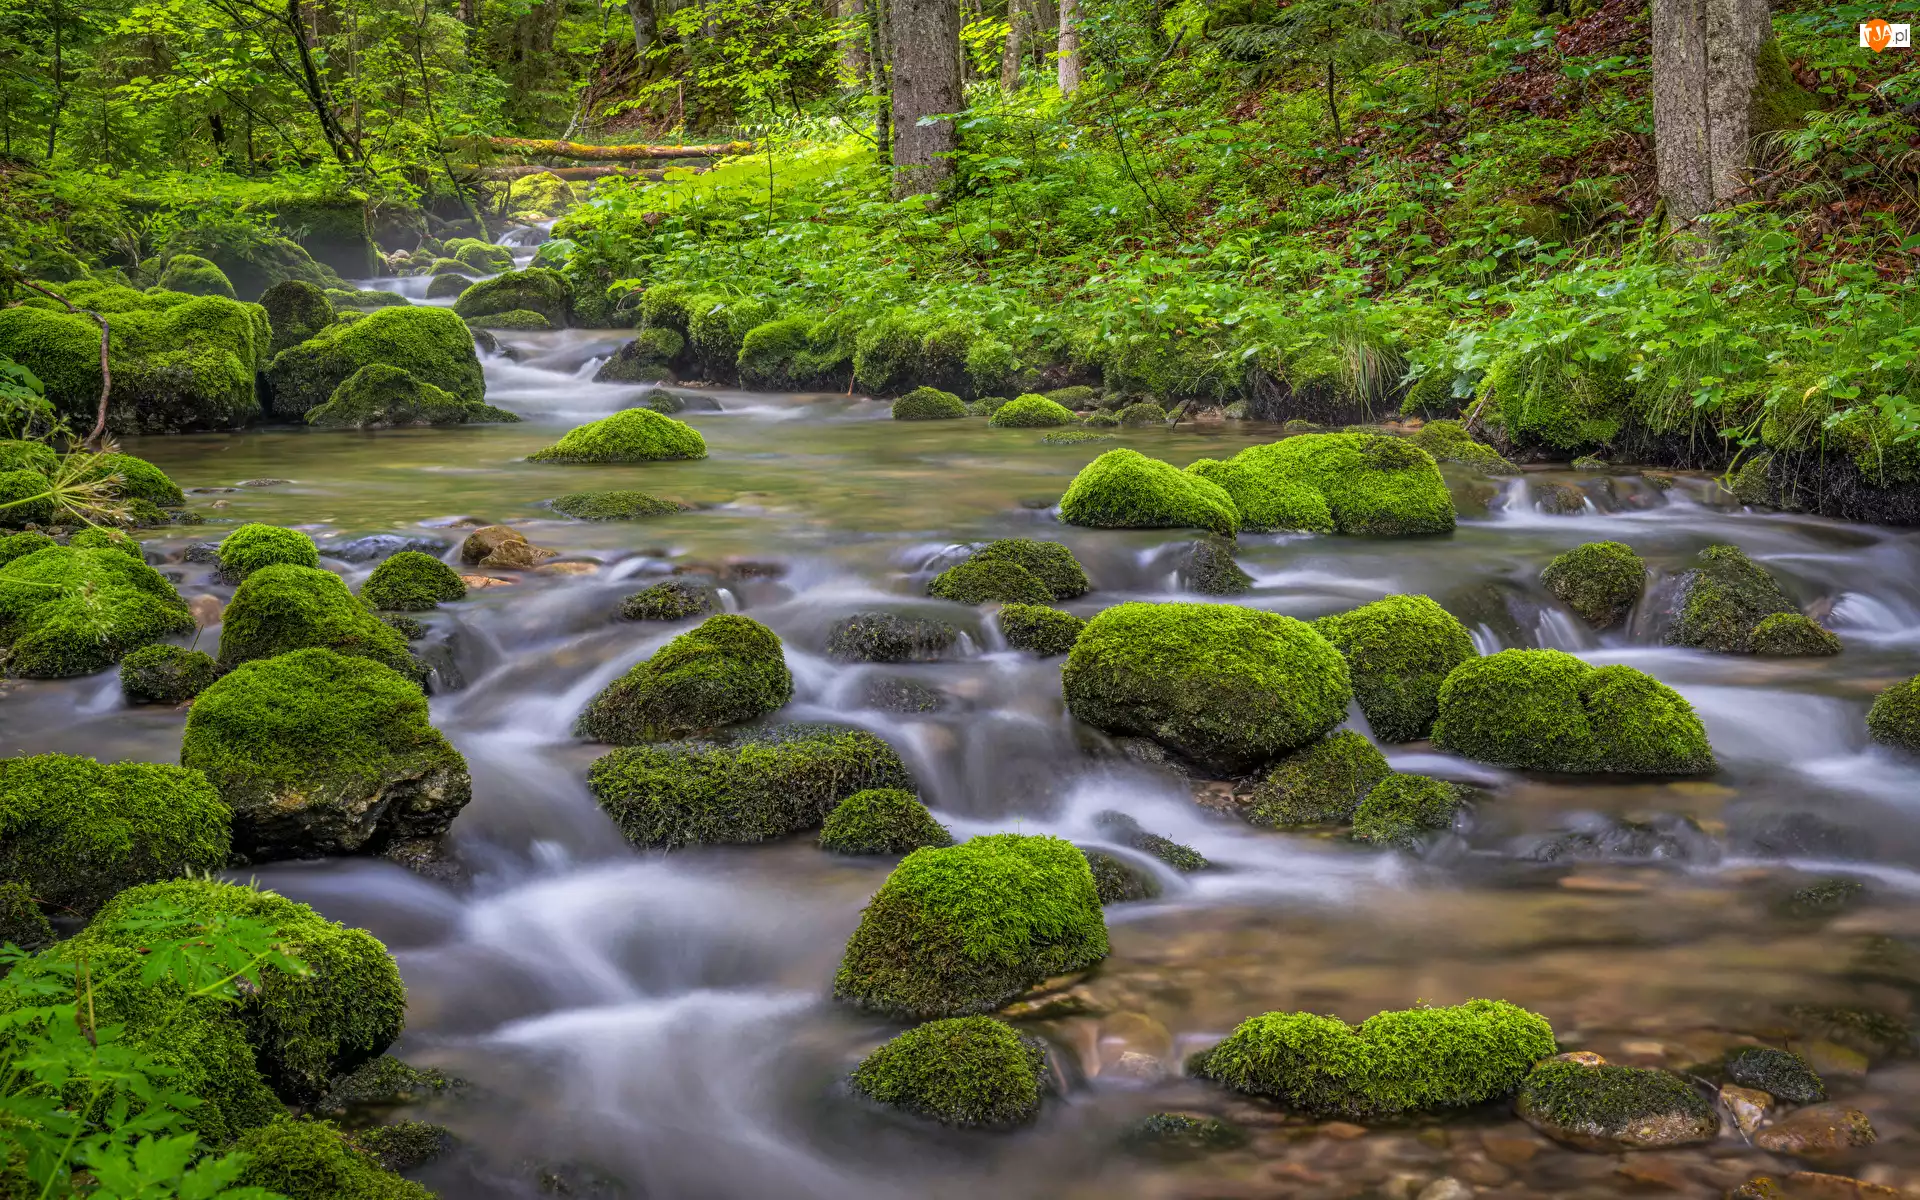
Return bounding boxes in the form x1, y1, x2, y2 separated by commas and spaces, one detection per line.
157, 254, 237, 299
181, 648, 470, 860
928, 557, 1053, 605
0, 530, 53, 567
1669, 544, 1800, 653
1183, 457, 1334, 534
307, 362, 513, 429
853, 309, 927, 393
1094, 810, 1208, 871
1783, 877, 1865, 918
588, 722, 912, 848
360, 551, 466, 612
1180, 535, 1252, 596
1750, 38, 1821, 135
577, 614, 792, 743
1046, 386, 1098, 408
347, 1121, 448, 1172
0, 879, 53, 951
0, 753, 228, 917
325, 289, 409, 310
849, 1016, 1047, 1128
1193, 999, 1556, 1117
449, 241, 515, 273
1514, 1059, 1715, 1148
465, 309, 550, 331
527, 407, 707, 463
1541, 541, 1644, 629
266, 305, 484, 419
1245, 730, 1390, 827
1867, 675, 1920, 754
314, 1055, 457, 1120
453, 268, 571, 328
819, 788, 954, 854
1063, 601, 1351, 774
1350, 773, 1472, 848
596, 327, 685, 382
959, 539, 1089, 599
1086, 849, 1158, 903
551, 490, 685, 520
990, 394, 1078, 428
1750, 612, 1841, 656
1408, 420, 1519, 474
834, 832, 1108, 1018
0, 468, 51, 526
1724, 1047, 1824, 1103
1081, 410, 1120, 428
637, 280, 702, 332
119, 642, 216, 703
737, 315, 815, 388
620, 578, 718, 621
262, 280, 337, 357
1059, 449, 1241, 536
0, 439, 58, 476
1231, 432, 1455, 536
1121, 1113, 1247, 1159
826, 612, 957, 662
236, 1118, 432, 1200
1432, 648, 1716, 774
75, 451, 185, 507
423, 272, 470, 301
219, 522, 319, 580
1042, 429, 1112, 445
1312, 595, 1475, 742
891, 386, 966, 420
688, 296, 776, 371
0, 545, 193, 676
218, 563, 421, 680
998, 604, 1085, 656
1482, 351, 1628, 453
1117, 401, 1169, 426
965, 338, 1017, 396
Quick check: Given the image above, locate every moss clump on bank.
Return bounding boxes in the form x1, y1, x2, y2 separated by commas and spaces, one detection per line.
849, 1017, 1048, 1128
219, 563, 422, 680
0, 880, 53, 951
891, 386, 967, 420
119, 642, 216, 703
1191, 999, 1556, 1117
262, 279, 336, 356
359, 551, 466, 611
620, 578, 718, 621
1432, 648, 1715, 773
1312, 594, 1475, 742
1244, 731, 1390, 827
551, 490, 686, 520
1868, 675, 1920, 754
998, 603, 1085, 656
928, 556, 1054, 605
80, 451, 187, 506
1667, 544, 1821, 654
1183, 457, 1334, 533
819, 788, 954, 855
236, 1118, 432, 1200
835, 833, 1108, 1018
989, 394, 1077, 428
1060, 449, 1241, 536
596, 327, 684, 382
1541, 541, 1645, 629
588, 723, 912, 848
219, 522, 320, 580
266, 304, 484, 419
181, 648, 471, 862
1409, 419, 1520, 474
1230, 432, 1456, 537
1063, 602, 1351, 774
307, 363, 516, 429
527, 406, 707, 463
577, 614, 792, 743
0, 439, 58, 476
0, 752, 230, 917
1350, 774, 1472, 848
0, 545, 193, 676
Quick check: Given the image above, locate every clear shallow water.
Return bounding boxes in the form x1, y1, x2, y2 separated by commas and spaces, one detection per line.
19, 328, 1920, 1198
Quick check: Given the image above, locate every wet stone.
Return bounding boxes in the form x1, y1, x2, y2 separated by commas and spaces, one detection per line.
1751, 1105, 1876, 1157
1721, 1084, 1773, 1136
325, 533, 450, 563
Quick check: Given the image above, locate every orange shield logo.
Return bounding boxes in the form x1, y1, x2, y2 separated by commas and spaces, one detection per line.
1866, 18, 1894, 50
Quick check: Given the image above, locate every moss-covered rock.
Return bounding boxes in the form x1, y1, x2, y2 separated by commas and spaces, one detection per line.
962, 538, 1089, 599
308, 362, 515, 429
447, 240, 515, 274
0, 752, 229, 917
849, 1016, 1047, 1128
577, 614, 791, 743
989, 394, 1078, 428
262, 279, 337, 357
1059, 449, 1241, 536
65, 526, 140, 556
1515, 1055, 1718, 1151
527, 407, 706, 463
218, 522, 319, 580
218, 563, 421, 680
550, 489, 686, 520
266, 305, 484, 419
119, 642, 216, 703
1117, 400, 1169, 426
835, 833, 1108, 1018
819, 788, 953, 855
1192, 999, 1556, 1118
424, 271, 471, 300
1725, 1047, 1824, 1104
826, 611, 957, 663
181, 648, 471, 861
325, 288, 409, 310
1867, 675, 1920, 754
0, 545, 193, 676
0, 880, 53, 951
1120, 1113, 1248, 1159
1094, 810, 1208, 871
0, 439, 58, 476
1432, 648, 1715, 774
1350, 773, 1472, 848
688, 296, 777, 374
1667, 544, 1802, 654
1063, 602, 1351, 774
734, 315, 813, 387
620, 578, 718, 622
1312, 595, 1475, 742
157, 253, 237, 299
360, 551, 466, 612
0, 530, 53, 567
1409, 419, 1520, 474
1229, 432, 1455, 537
998, 603, 1084, 656
236, 1117, 432, 1199
1244, 730, 1390, 827
1749, 612, 1842, 657
1046, 386, 1098, 408
588, 723, 912, 848
596, 327, 684, 382
928, 556, 1054, 605
891, 386, 967, 420
453, 268, 571, 327
1541, 541, 1645, 629
76, 451, 186, 508
313, 1055, 457, 1120
1086, 849, 1159, 903
1178, 535, 1253, 595
0, 468, 52, 526
346, 1121, 449, 1173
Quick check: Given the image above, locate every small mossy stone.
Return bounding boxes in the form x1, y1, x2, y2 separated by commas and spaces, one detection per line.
1178, 536, 1252, 596
1059, 449, 1240, 536
1515, 1057, 1718, 1151
1062, 602, 1352, 775
1312, 594, 1476, 742
827, 611, 957, 663
0, 545, 193, 676
621, 578, 718, 621
1086, 849, 1159, 903
119, 642, 216, 704
1867, 675, 1920, 754
1668, 544, 1798, 654
1783, 877, 1865, 918
1043, 429, 1113, 445
588, 723, 912, 848
235, 1118, 433, 1200
819, 788, 953, 854
967, 538, 1090, 599
551, 490, 685, 520
1750, 612, 1841, 657
990, 394, 1078, 428
849, 1016, 1047, 1128
998, 603, 1084, 656
314, 1055, 457, 1120
577, 614, 792, 744
1193, 999, 1556, 1118
360, 551, 466, 612
1117, 400, 1168, 426
451, 242, 515, 274
424, 272, 470, 300
834, 833, 1108, 1018
527, 407, 706, 463
80, 451, 186, 506
218, 563, 422, 680
891, 386, 967, 420
219, 522, 319, 580
1121, 1113, 1247, 1160
1244, 730, 1390, 827
928, 557, 1053, 605
1093, 810, 1208, 871
453, 267, 570, 326
0, 879, 53, 952
1231, 432, 1455, 536
467, 308, 551, 331
66, 525, 141, 557
1724, 1047, 1825, 1104
1542, 541, 1645, 630
1350, 773, 1472, 849
1045, 386, 1097, 408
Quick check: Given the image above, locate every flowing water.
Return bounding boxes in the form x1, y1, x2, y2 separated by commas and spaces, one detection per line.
21, 326, 1920, 1199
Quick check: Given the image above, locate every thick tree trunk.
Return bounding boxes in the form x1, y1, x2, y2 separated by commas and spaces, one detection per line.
1653, 0, 1770, 231
889, 0, 962, 196
1001, 0, 1026, 91
1057, 0, 1081, 93
626, 0, 655, 58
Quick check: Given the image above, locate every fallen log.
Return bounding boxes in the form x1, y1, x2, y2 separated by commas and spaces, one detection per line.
480, 137, 749, 161
479, 164, 711, 182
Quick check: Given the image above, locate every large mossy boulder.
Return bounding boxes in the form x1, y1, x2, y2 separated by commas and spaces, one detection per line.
157, 253, 238, 299
1063, 602, 1351, 774
266, 305, 484, 419
262, 279, 337, 357
1244, 730, 1390, 827
0, 752, 229, 918
834, 833, 1108, 1018
218, 522, 319, 581
77, 451, 186, 507
1432, 648, 1715, 774
181, 648, 471, 862
576, 614, 792, 743
1227, 432, 1455, 536
447, 239, 514, 274
1542, 541, 1645, 629
587, 722, 912, 848
1183, 457, 1333, 534
1191, 999, 1556, 1117
236, 1118, 433, 1200
527, 406, 707, 463
988, 394, 1077, 428
850, 1017, 1048, 1128
359, 551, 466, 611
1312, 595, 1476, 742
1667, 544, 1831, 654
308, 363, 518, 429
819, 788, 953, 855
1868, 675, 1920, 754
1515, 1054, 1718, 1151
217, 563, 422, 681
0, 545, 193, 676
1059, 449, 1240, 536
452, 267, 571, 327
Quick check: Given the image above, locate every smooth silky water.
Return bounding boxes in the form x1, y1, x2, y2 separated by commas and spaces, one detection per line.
19, 327, 1920, 1199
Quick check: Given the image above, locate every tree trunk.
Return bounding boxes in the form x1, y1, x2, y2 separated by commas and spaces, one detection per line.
1057, 0, 1081, 93
1001, 0, 1026, 91
873, 0, 891, 162
626, 0, 655, 58
889, 0, 962, 196
1028, 0, 1054, 73
840, 0, 870, 84
1653, 0, 1770, 232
